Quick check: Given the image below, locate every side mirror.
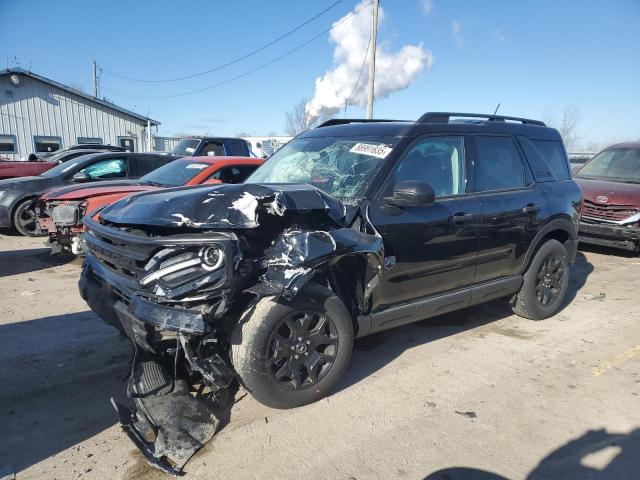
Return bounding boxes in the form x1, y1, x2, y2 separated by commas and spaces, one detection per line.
204, 178, 223, 185
384, 180, 435, 207
72, 171, 90, 182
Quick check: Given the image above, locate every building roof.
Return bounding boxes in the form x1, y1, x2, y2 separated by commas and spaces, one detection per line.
0, 67, 160, 126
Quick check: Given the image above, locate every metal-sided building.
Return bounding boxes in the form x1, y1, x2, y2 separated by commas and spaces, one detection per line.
0, 68, 159, 160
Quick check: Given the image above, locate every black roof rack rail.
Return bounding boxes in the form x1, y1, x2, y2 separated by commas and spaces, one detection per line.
316, 118, 407, 128
417, 112, 546, 127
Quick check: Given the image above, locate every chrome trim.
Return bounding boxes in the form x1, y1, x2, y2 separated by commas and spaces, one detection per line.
139, 258, 201, 286
582, 211, 640, 226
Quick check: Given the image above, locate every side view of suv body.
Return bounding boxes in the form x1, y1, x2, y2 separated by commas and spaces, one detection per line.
79, 112, 581, 472
170, 137, 252, 157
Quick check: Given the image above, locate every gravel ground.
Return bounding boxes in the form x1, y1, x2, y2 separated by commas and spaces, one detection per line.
0, 232, 639, 480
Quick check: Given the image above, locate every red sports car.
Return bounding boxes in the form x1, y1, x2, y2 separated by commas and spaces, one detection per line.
37, 156, 264, 254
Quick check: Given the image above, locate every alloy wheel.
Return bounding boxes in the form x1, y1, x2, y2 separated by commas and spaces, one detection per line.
535, 254, 565, 306
266, 311, 339, 390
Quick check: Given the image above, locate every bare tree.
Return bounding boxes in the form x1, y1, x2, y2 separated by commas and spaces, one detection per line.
544, 106, 582, 151
284, 98, 313, 136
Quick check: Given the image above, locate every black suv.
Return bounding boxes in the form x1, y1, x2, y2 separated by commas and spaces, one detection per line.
79, 112, 581, 472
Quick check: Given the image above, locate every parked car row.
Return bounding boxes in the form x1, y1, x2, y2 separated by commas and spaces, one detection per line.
1, 113, 638, 474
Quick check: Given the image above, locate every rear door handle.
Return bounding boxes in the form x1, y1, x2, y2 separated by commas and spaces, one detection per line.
451, 213, 474, 223
522, 204, 540, 214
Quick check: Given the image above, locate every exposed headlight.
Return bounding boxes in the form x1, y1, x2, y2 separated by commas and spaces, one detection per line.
52, 205, 80, 226
200, 246, 224, 271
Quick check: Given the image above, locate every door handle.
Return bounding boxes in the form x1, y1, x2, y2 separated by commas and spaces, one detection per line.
451, 213, 474, 223
522, 204, 540, 214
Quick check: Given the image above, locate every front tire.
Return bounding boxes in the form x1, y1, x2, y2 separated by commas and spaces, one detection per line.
231, 284, 353, 409
13, 199, 43, 237
512, 239, 570, 320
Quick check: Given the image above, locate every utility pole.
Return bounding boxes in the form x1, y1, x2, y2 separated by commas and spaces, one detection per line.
92, 60, 98, 98
366, 0, 379, 119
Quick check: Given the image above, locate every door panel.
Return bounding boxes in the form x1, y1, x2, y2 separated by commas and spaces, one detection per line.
470, 134, 544, 282
369, 197, 480, 310
368, 134, 480, 311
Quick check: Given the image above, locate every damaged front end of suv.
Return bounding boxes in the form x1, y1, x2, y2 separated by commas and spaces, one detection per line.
79, 180, 385, 473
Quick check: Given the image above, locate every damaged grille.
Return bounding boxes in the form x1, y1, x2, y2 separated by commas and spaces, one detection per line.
583, 201, 639, 223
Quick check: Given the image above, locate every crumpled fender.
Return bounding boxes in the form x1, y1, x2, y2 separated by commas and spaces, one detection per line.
247, 203, 384, 306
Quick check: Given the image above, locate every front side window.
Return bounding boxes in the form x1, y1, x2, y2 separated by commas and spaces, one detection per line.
0, 134, 16, 153
34, 135, 62, 153
392, 136, 466, 197
227, 140, 248, 156
171, 139, 200, 156
81, 158, 126, 179
576, 148, 640, 183
474, 136, 526, 191
141, 159, 209, 187
247, 136, 399, 205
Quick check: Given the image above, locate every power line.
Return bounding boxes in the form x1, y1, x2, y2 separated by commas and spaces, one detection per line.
102, 1, 372, 100
344, 29, 372, 115
101, 0, 345, 83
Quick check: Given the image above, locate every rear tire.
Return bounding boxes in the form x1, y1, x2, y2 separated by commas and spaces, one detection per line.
512, 239, 570, 320
13, 199, 43, 237
231, 284, 353, 409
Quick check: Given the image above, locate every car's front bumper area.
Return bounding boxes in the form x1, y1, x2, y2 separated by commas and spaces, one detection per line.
579, 221, 640, 251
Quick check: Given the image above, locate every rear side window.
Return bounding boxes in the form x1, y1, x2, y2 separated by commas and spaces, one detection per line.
202, 141, 226, 156
132, 155, 167, 176
474, 136, 526, 191
227, 140, 249, 156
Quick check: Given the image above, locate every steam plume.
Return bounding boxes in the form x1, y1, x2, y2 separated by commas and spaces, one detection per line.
306, 1, 432, 121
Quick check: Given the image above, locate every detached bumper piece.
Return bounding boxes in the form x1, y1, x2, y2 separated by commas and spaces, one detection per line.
579, 222, 640, 251
113, 351, 219, 476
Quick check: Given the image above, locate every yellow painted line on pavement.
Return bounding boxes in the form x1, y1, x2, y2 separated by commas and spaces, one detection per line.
591, 344, 640, 377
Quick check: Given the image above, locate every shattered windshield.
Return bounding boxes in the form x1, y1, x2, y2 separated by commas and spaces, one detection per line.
246, 136, 399, 204
140, 159, 210, 187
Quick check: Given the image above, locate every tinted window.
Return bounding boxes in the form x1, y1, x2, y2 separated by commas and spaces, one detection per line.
202, 141, 225, 156
393, 136, 466, 197
531, 140, 570, 180
81, 158, 127, 179
132, 155, 168, 176
34, 136, 62, 153
227, 140, 248, 156
474, 136, 526, 191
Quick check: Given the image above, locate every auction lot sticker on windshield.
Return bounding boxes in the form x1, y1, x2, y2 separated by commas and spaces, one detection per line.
186, 163, 208, 169
349, 143, 393, 159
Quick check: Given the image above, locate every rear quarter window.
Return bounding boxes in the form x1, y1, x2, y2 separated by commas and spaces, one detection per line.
518, 137, 570, 181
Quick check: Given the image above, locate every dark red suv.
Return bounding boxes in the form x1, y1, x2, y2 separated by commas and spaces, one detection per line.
574, 142, 640, 251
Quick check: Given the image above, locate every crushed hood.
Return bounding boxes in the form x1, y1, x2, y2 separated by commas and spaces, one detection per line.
42, 180, 147, 201
99, 183, 347, 229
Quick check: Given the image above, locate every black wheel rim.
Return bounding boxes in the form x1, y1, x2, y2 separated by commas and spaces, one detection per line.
535, 254, 565, 306
18, 202, 38, 234
266, 311, 339, 390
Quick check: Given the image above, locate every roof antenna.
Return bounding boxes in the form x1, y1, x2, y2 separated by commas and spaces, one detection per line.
493, 102, 501, 116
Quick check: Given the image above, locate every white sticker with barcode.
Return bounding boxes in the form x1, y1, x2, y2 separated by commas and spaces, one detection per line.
349, 143, 393, 159
185, 163, 208, 169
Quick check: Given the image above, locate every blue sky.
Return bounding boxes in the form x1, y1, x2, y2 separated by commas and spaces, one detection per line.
1, 0, 639, 147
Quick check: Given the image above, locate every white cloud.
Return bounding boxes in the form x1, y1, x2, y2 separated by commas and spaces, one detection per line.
419, 0, 434, 15
452, 20, 463, 47
494, 29, 505, 42
306, 0, 433, 122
